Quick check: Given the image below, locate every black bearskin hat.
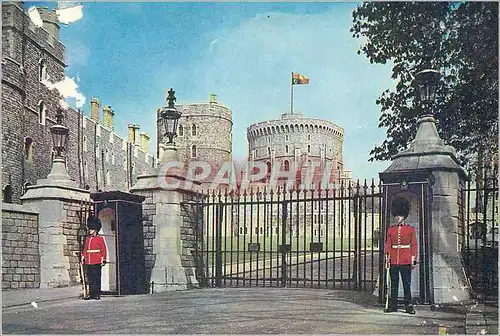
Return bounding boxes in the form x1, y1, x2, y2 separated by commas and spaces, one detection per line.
87, 216, 102, 231
391, 197, 410, 218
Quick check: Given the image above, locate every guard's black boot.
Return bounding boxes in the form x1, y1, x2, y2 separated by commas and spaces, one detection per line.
83, 295, 92, 300
405, 304, 415, 314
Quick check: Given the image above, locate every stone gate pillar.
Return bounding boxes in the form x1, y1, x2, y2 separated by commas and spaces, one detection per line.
380, 114, 470, 304
21, 158, 90, 288
131, 144, 204, 292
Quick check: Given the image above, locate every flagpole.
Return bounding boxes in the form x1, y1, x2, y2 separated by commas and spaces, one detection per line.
290, 72, 294, 115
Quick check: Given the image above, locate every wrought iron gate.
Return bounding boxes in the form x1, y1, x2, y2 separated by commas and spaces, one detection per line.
195, 181, 382, 293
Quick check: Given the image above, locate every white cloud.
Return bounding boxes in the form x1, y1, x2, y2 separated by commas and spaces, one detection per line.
56, 5, 83, 24
27, 7, 43, 28
42, 76, 86, 108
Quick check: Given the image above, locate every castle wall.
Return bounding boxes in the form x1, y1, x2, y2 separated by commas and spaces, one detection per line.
2, 203, 40, 290
1, 2, 156, 203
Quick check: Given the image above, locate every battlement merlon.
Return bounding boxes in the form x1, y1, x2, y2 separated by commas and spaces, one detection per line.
2, 2, 65, 63
36, 7, 60, 40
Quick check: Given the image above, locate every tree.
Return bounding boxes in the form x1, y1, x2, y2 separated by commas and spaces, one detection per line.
351, 2, 498, 174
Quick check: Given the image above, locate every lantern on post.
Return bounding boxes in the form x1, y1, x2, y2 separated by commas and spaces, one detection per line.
50, 107, 69, 159
159, 88, 181, 144
413, 69, 441, 113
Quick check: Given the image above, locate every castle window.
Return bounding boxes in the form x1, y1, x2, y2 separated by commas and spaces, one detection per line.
3, 185, 13, 203
191, 145, 197, 158
38, 59, 47, 82
38, 101, 46, 125
178, 125, 184, 136
284, 160, 290, 172
308, 145, 311, 153
285, 145, 288, 153
84, 160, 89, 178
308, 134, 311, 141
24, 137, 34, 162
83, 135, 88, 152
285, 135, 289, 141
191, 124, 197, 136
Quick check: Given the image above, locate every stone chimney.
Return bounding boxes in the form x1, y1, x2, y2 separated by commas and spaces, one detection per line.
37, 7, 60, 40
140, 132, 150, 152
210, 93, 218, 104
128, 124, 139, 143
102, 105, 114, 130
90, 98, 101, 123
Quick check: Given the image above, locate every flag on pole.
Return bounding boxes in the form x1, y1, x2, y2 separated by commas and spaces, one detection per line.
292, 73, 309, 85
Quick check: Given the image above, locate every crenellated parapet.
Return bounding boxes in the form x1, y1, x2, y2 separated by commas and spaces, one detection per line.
246, 113, 344, 171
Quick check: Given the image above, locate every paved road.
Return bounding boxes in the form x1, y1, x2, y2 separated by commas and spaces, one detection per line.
2, 288, 466, 334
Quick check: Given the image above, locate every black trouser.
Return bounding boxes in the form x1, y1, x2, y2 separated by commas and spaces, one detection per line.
85, 264, 102, 298
389, 264, 412, 307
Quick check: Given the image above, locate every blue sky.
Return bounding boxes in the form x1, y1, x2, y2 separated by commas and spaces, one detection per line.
35, 2, 395, 181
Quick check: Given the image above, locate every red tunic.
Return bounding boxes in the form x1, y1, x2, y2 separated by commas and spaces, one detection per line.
384, 223, 418, 265
82, 235, 108, 265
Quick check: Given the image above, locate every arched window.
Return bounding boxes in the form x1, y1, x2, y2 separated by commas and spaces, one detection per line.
38, 101, 46, 125
38, 59, 47, 82
284, 160, 290, 172
24, 137, 34, 162
83, 135, 87, 152
3, 185, 13, 203
308, 145, 311, 153
84, 160, 88, 177
191, 124, 197, 136
191, 145, 197, 158
178, 125, 184, 136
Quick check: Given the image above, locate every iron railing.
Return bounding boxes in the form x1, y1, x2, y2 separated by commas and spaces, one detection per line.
195, 180, 382, 293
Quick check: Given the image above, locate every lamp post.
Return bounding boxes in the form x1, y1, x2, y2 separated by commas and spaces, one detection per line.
158, 88, 181, 162
46, 107, 72, 183
50, 107, 69, 158
413, 68, 441, 115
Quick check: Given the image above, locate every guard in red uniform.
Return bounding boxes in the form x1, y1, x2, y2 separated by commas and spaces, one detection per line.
82, 216, 107, 300
384, 197, 417, 314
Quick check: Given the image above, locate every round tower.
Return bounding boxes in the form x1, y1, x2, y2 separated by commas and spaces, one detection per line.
247, 112, 344, 180
157, 93, 232, 170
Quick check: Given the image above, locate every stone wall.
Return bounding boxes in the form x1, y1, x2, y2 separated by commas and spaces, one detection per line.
180, 191, 204, 287
139, 190, 157, 291
61, 200, 91, 286
2, 203, 40, 290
